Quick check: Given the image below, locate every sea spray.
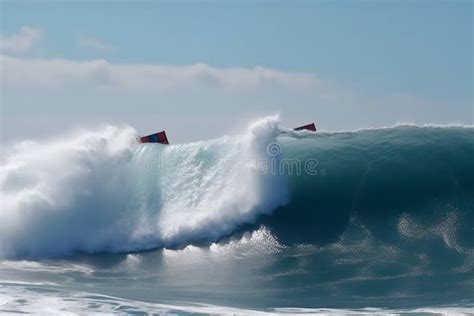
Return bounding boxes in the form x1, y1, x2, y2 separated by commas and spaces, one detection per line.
0, 116, 289, 258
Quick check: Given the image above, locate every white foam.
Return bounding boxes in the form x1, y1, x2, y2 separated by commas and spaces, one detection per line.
398, 211, 461, 251
162, 226, 283, 267
309, 122, 474, 135
1, 285, 472, 315
0, 116, 288, 258
0, 260, 95, 275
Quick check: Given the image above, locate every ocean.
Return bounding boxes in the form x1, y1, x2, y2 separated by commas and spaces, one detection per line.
1, 116, 473, 315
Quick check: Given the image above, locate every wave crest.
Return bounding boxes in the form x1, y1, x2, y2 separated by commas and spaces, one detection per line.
0, 117, 288, 258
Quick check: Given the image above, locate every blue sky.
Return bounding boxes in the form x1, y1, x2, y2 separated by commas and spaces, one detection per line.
1, 1, 472, 143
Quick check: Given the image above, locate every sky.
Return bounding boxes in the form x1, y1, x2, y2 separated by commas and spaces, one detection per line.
0, 0, 472, 143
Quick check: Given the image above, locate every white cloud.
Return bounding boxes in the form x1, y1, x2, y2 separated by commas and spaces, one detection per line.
0, 26, 42, 53
77, 37, 114, 53
0, 55, 316, 90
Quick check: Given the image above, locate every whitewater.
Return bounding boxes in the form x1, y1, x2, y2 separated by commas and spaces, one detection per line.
1, 116, 473, 314
1, 116, 290, 258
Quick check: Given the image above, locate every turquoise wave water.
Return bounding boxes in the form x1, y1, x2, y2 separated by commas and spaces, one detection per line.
264, 125, 474, 246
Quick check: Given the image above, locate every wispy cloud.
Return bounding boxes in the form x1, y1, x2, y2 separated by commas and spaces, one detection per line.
77, 37, 114, 53
0, 55, 316, 90
0, 26, 42, 53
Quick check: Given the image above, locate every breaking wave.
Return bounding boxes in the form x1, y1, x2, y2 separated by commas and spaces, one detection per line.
0, 116, 288, 258
1, 116, 473, 259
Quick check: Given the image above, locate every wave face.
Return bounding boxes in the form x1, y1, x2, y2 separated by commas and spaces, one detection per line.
263, 125, 474, 248
1, 117, 473, 260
